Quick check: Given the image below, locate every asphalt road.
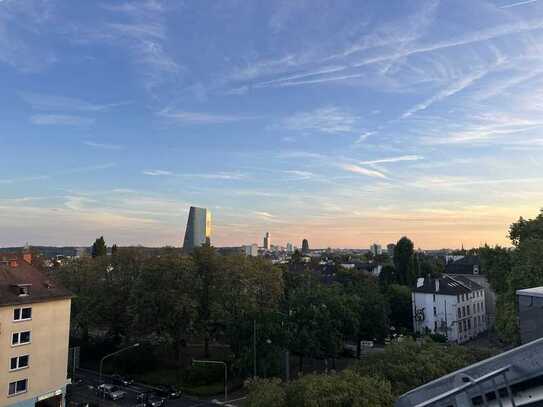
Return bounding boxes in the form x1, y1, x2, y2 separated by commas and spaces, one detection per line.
68, 369, 224, 407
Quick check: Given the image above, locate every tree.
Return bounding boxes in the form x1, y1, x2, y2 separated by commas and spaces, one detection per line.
91, 236, 107, 257
385, 284, 413, 332
354, 340, 496, 396
379, 264, 398, 288
246, 378, 286, 407
191, 244, 220, 358
509, 209, 543, 247
285, 370, 394, 407
393, 237, 415, 286
128, 254, 196, 373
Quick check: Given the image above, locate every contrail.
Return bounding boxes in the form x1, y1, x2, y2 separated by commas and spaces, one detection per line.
500, 0, 539, 9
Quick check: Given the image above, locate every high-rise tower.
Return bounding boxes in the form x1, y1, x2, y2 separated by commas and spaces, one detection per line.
183, 206, 211, 253
263, 232, 271, 250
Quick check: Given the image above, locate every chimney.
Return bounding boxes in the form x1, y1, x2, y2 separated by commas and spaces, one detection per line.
435, 279, 440, 292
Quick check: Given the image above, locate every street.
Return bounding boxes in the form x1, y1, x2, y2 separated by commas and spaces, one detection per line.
68, 369, 241, 407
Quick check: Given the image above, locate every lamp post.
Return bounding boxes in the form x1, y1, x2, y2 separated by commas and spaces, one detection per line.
98, 343, 140, 387
193, 359, 228, 402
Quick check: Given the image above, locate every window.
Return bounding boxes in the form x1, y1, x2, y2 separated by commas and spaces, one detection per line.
10, 355, 29, 371
8, 379, 27, 396
462, 306, 466, 317
433, 307, 437, 316
467, 305, 470, 315
467, 319, 471, 330
12, 331, 31, 346
433, 294, 436, 302
13, 307, 32, 321
434, 321, 438, 332
457, 308, 461, 319
459, 321, 463, 332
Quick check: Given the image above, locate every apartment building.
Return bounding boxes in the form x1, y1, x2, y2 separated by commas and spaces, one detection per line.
412, 275, 486, 343
0, 253, 72, 407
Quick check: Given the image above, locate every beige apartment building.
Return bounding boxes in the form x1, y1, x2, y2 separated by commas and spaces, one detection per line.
0, 253, 72, 407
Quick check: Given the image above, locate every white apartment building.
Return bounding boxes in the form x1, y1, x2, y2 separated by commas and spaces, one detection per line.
412, 275, 487, 344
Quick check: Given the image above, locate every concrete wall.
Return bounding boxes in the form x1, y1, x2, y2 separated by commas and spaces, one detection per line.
0, 298, 71, 407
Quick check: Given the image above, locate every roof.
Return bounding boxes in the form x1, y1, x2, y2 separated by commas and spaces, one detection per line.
517, 287, 543, 298
413, 275, 483, 296
444, 255, 481, 275
0, 254, 72, 307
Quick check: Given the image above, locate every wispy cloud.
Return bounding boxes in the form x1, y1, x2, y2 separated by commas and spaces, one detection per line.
30, 114, 95, 126
142, 169, 246, 180
20, 92, 128, 112
142, 169, 173, 176
157, 109, 256, 124
500, 0, 539, 8
283, 170, 314, 180
83, 141, 123, 150
361, 155, 424, 165
282, 106, 359, 134
340, 164, 388, 179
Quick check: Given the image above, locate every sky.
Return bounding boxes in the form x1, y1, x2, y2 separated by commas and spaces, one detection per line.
1, 0, 543, 249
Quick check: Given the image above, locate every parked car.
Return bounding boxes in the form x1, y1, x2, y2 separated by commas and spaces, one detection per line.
111, 374, 134, 386
97, 384, 127, 400
155, 385, 182, 399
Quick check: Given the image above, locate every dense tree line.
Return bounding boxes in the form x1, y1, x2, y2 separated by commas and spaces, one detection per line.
246, 340, 495, 407
481, 209, 543, 343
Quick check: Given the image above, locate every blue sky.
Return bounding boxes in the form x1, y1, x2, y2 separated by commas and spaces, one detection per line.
1, 0, 543, 248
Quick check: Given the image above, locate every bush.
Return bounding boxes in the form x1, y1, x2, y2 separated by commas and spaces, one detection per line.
183, 364, 225, 386
246, 378, 286, 407
286, 370, 394, 407
354, 339, 496, 396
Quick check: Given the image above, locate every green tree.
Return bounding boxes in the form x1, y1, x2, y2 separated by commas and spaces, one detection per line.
379, 264, 397, 288
285, 370, 394, 407
354, 340, 496, 396
385, 284, 413, 332
246, 378, 286, 407
128, 254, 196, 372
91, 236, 107, 257
393, 237, 415, 286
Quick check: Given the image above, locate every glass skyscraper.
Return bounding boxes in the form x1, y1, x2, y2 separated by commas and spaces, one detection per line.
183, 206, 211, 252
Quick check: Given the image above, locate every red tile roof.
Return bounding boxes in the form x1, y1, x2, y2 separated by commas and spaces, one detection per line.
0, 254, 72, 307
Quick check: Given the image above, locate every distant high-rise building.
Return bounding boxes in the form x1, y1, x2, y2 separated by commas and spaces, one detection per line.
302, 239, 309, 254
244, 244, 259, 257
370, 243, 382, 256
387, 243, 396, 258
183, 206, 211, 253
286, 242, 294, 253
263, 232, 271, 250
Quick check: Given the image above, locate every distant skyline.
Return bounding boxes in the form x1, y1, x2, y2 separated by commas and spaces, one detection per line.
1, 0, 543, 249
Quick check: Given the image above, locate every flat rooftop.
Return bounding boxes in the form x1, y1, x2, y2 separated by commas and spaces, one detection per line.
517, 287, 543, 298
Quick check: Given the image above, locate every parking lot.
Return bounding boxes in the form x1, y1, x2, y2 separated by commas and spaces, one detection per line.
67, 370, 231, 407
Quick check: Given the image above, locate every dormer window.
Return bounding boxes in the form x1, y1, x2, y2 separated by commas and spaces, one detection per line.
12, 284, 31, 297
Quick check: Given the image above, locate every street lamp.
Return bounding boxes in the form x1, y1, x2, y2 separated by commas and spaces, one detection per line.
98, 343, 140, 386
193, 359, 228, 402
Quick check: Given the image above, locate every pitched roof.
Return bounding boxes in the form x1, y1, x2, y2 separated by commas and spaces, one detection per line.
444, 255, 481, 275
0, 255, 72, 307
413, 275, 482, 295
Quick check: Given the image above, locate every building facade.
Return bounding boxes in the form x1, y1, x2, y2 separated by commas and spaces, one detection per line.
263, 233, 271, 251
370, 243, 382, 256
0, 253, 72, 407
412, 275, 486, 343
243, 244, 259, 257
182, 206, 212, 253
444, 255, 497, 328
